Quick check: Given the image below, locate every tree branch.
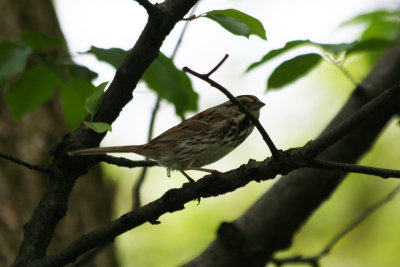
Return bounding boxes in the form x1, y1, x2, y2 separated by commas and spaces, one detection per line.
310, 158, 400, 178
132, 97, 161, 209
28, 152, 293, 267
305, 81, 400, 157
135, 0, 159, 16
0, 151, 48, 174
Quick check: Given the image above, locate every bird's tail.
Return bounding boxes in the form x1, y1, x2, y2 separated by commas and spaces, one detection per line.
68, 145, 143, 156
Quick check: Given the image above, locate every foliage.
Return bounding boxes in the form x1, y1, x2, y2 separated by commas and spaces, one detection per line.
247, 38, 396, 90
246, 9, 400, 90
0, 30, 98, 130
84, 46, 199, 120
199, 9, 267, 40
0, 8, 267, 129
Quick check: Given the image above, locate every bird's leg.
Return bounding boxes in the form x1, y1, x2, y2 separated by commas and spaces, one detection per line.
180, 171, 201, 204
180, 171, 195, 183
180, 167, 221, 183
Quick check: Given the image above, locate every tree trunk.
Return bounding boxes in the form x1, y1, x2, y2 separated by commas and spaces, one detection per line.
0, 0, 117, 266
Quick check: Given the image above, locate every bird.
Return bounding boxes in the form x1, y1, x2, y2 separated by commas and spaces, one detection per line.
68, 95, 265, 182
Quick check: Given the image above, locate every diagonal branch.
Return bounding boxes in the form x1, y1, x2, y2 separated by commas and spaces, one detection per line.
305, 81, 400, 157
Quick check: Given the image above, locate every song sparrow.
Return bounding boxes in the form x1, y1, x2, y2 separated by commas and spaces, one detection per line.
68, 95, 265, 182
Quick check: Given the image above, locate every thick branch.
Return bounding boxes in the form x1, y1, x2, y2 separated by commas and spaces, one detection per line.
305, 81, 400, 157
136, 0, 158, 15
27, 151, 295, 267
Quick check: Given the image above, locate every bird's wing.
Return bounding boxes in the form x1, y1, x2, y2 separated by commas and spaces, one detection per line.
150, 119, 217, 143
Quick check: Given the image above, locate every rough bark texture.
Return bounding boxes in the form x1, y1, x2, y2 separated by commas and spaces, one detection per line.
0, 0, 116, 266
184, 40, 400, 266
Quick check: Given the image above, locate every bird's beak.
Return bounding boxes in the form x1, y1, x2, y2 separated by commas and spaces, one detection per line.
255, 99, 265, 109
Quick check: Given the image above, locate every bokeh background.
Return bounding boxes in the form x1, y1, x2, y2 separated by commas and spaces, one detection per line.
53, 0, 400, 266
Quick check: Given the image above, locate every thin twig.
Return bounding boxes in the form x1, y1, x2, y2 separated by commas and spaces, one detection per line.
271, 184, 400, 266
183, 57, 280, 158
132, 97, 161, 209
310, 159, 400, 178
320, 184, 400, 256
206, 54, 229, 77
171, 5, 197, 59
0, 152, 49, 174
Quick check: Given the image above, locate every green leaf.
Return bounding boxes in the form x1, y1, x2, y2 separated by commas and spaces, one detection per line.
85, 82, 108, 116
65, 62, 98, 81
247, 40, 310, 71
0, 42, 31, 79
21, 29, 63, 50
83, 121, 112, 133
83, 46, 128, 69
142, 53, 198, 119
60, 80, 95, 130
316, 42, 357, 55
346, 38, 396, 55
6, 65, 61, 120
247, 38, 393, 72
341, 10, 400, 40
204, 9, 266, 39
267, 53, 322, 90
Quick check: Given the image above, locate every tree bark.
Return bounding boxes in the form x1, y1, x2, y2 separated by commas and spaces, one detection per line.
0, 0, 117, 266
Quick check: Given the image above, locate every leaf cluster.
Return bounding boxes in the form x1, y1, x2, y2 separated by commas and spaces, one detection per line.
247, 9, 400, 90
1, 30, 97, 130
